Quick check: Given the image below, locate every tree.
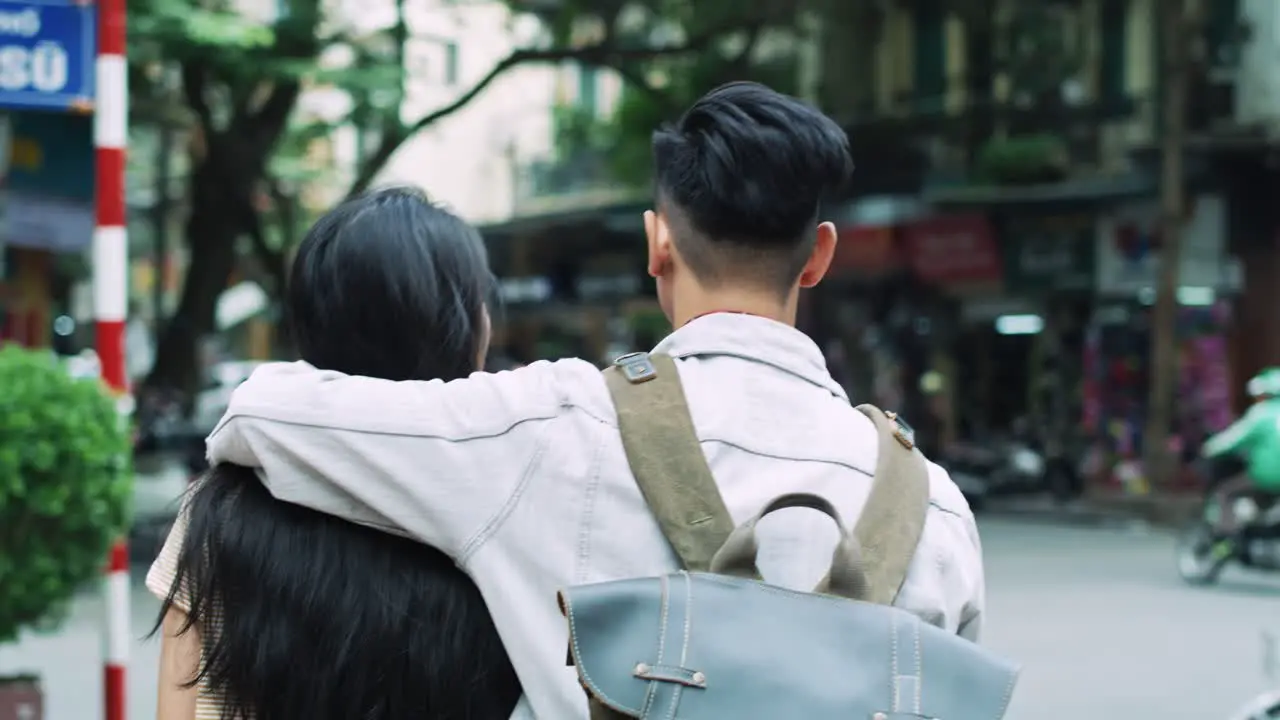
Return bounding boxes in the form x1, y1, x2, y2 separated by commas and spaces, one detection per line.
133, 0, 795, 396
0, 347, 131, 644
551, 0, 813, 186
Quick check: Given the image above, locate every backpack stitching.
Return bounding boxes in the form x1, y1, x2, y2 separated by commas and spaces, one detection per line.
891, 610, 900, 711
914, 616, 923, 713
666, 572, 696, 720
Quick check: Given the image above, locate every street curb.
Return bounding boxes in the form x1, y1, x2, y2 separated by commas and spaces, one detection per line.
976, 494, 1200, 531
977, 504, 1149, 530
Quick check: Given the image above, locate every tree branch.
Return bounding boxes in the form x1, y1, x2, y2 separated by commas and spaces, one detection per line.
244, 202, 288, 295
344, 19, 770, 199
728, 24, 765, 71
180, 61, 213, 134
237, 82, 304, 168
267, 175, 300, 255
608, 62, 677, 113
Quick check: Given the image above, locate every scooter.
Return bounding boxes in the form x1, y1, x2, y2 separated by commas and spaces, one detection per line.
1176, 457, 1280, 585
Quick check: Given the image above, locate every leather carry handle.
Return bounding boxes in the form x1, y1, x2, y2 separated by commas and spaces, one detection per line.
708, 492, 870, 601
603, 352, 736, 572
706, 408, 930, 605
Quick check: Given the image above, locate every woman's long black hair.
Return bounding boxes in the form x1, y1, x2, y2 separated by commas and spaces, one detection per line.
152, 187, 521, 720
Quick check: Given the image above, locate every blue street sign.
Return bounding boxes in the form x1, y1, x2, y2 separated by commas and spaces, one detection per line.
0, 0, 95, 112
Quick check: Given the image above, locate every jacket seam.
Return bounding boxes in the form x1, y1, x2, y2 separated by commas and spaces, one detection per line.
574, 423, 608, 583
929, 500, 966, 519
457, 416, 557, 563
209, 403, 560, 444
696, 438, 876, 478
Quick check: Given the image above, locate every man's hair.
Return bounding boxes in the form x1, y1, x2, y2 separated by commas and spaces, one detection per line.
652, 81, 853, 292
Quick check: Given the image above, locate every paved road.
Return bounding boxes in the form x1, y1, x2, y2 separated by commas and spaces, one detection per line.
2, 518, 1277, 719
982, 518, 1280, 720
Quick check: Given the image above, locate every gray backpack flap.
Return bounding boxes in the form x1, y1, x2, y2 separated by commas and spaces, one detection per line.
557, 352, 1020, 720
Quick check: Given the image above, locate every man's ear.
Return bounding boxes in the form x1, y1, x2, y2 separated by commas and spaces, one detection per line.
645, 210, 672, 278
797, 221, 837, 288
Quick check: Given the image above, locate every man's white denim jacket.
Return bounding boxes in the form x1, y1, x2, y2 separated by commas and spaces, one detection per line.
207, 313, 985, 719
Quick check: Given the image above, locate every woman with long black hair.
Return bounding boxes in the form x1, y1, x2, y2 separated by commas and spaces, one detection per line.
148, 187, 525, 720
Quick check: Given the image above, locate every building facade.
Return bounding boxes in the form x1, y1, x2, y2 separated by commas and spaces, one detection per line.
297, 0, 623, 224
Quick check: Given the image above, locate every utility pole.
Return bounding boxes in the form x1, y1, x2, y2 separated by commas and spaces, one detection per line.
1144, 0, 1197, 489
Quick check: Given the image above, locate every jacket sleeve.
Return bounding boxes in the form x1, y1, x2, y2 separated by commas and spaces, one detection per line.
205, 359, 581, 559
1202, 404, 1264, 459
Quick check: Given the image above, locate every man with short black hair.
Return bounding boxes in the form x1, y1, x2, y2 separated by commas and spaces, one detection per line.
207, 82, 985, 719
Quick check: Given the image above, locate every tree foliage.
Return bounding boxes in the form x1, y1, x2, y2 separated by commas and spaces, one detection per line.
131, 0, 797, 396
550, 0, 808, 186
0, 347, 132, 645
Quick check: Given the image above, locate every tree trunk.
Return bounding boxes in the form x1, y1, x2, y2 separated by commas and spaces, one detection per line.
145, 143, 255, 398
1144, 0, 1191, 489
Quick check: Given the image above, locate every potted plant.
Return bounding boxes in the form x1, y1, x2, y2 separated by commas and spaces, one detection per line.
0, 346, 132, 719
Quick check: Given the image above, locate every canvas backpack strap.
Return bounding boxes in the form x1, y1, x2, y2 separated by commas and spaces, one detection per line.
603, 352, 735, 572
853, 405, 932, 605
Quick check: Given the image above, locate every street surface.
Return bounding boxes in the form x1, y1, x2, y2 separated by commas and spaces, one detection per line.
1, 517, 1277, 719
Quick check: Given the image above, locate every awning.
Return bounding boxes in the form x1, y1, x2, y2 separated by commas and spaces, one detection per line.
922, 173, 1156, 210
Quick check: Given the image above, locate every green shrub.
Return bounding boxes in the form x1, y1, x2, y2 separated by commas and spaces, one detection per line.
974, 133, 1069, 185
0, 346, 132, 644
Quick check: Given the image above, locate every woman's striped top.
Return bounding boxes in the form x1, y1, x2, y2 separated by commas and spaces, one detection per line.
145, 507, 231, 720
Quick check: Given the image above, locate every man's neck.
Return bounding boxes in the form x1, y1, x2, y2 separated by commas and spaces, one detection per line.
671, 289, 795, 329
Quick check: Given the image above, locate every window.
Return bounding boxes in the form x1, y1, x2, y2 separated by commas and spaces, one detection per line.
913, 0, 946, 112
577, 64, 597, 114
1205, 0, 1241, 68
1099, 0, 1128, 109
444, 42, 459, 85
406, 40, 458, 86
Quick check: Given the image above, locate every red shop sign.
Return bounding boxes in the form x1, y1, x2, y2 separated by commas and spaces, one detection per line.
903, 214, 1002, 284
830, 224, 901, 276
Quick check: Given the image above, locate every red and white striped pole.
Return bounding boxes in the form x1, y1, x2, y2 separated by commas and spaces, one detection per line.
93, 0, 130, 714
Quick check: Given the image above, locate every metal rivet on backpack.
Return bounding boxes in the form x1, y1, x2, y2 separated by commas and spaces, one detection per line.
691, 671, 706, 685
633, 663, 650, 676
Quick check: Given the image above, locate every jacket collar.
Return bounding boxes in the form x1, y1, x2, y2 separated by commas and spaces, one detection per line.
652, 313, 848, 401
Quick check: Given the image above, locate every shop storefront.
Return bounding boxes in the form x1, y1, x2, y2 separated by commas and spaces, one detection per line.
900, 213, 1005, 449
1000, 213, 1096, 461
0, 111, 95, 350
473, 200, 658, 366
806, 198, 926, 411
1084, 194, 1240, 493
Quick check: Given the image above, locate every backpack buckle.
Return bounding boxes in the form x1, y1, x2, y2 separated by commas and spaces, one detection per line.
883, 410, 915, 450
614, 352, 658, 384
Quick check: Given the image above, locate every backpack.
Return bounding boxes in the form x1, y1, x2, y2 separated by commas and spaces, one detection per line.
557, 352, 1019, 720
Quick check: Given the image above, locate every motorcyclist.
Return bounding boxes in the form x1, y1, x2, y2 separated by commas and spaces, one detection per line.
1201, 367, 1280, 533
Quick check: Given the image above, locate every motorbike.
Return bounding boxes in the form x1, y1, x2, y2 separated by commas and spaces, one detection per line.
133, 387, 189, 456
1176, 457, 1280, 585
942, 426, 1081, 511
1225, 630, 1280, 719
